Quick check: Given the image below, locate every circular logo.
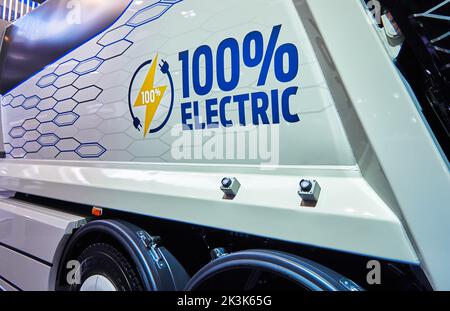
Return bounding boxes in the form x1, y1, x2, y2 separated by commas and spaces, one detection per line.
128, 54, 174, 137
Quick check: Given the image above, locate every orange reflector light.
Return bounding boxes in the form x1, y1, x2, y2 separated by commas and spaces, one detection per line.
92, 207, 103, 217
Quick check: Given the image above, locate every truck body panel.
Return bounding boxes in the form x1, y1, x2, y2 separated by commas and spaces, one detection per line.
0, 0, 448, 290
0, 193, 85, 290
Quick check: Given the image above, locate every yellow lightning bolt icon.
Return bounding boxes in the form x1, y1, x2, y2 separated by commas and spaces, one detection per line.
134, 54, 167, 137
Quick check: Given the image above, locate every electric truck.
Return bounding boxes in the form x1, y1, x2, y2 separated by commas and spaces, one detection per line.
0, 0, 448, 291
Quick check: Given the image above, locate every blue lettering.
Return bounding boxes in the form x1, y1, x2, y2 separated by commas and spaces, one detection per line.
251, 92, 270, 125
217, 38, 240, 92
192, 45, 213, 96
233, 94, 249, 126
205, 98, 219, 128
242, 31, 264, 68
275, 43, 299, 83
219, 96, 233, 127
271, 89, 280, 124
281, 86, 300, 123
178, 50, 190, 98
193, 101, 206, 129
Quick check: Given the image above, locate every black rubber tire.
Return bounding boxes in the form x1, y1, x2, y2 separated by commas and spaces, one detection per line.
186, 249, 364, 291
69, 243, 144, 291
57, 220, 190, 291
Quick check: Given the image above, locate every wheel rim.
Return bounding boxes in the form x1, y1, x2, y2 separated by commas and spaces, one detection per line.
80, 275, 118, 291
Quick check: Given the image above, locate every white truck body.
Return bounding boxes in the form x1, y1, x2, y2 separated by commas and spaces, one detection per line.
0, 0, 448, 290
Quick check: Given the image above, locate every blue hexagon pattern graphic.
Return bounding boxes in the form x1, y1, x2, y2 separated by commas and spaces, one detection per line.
1, 0, 183, 159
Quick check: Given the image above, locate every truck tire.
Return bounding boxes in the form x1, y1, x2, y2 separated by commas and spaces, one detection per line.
186, 249, 364, 291
72, 243, 143, 291
56, 220, 189, 291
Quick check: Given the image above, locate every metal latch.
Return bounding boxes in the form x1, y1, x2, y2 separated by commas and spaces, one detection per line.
137, 231, 166, 268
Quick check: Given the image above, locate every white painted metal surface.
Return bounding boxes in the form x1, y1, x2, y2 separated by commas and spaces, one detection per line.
0, 159, 418, 264
0, 196, 86, 263
305, 0, 450, 290
0, 244, 51, 290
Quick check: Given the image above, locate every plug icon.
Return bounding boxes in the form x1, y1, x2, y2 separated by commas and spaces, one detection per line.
133, 117, 142, 130
159, 59, 169, 74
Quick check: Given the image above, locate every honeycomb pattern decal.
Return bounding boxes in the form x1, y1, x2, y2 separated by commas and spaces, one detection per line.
1, 0, 330, 165
1, 0, 182, 159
